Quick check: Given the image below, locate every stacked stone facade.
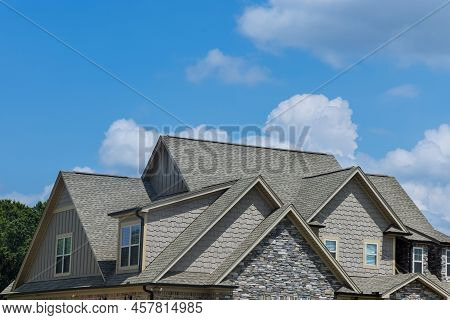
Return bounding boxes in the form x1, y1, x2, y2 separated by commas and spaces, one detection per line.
389, 280, 442, 300
225, 218, 342, 300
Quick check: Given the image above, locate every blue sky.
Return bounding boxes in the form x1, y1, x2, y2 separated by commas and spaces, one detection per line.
1, 0, 450, 232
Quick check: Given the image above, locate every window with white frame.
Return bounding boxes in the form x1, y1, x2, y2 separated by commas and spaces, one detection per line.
412, 247, 423, 274
120, 224, 141, 268
446, 249, 449, 277
325, 240, 337, 259
55, 234, 72, 275
365, 243, 378, 266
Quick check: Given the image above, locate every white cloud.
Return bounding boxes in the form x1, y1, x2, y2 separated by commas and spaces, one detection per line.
360, 124, 450, 183
186, 49, 269, 85
358, 124, 450, 231
238, 0, 450, 68
0, 184, 53, 206
99, 120, 229, 172
99, 119, 159, 172
385, 84, 419, 98
265, 94, 358, 160
72, 166, 95, 173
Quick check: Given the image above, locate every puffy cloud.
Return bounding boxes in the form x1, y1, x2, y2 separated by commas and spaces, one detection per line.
99, 119, 159, 172
358, 124, 450, 231
72, 166, 95, 173
265, 94, 358, 159
361, 124, 450, 183
0, 184, 53, 206
238, 0, 450, 68
186, 49, 269, 85
99, 120, 230, 173
385, 84, 419, 98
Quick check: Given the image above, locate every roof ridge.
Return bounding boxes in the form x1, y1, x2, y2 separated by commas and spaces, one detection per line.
366, 173, 394, 178
303, 166, 356, 179
162, 135, 333, 156
61, 171, 139, 179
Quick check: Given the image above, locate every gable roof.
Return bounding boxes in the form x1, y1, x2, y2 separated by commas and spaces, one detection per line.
62, 172, 151, 262
352, 274, 448, 299
138, 175, 282, 282
303, 167, 408, 233
208, 205, 361, 293
368, 175, 450, 243
156, 135, 341, 199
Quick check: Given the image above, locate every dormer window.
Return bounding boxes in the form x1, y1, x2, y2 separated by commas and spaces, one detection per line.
120, 224, 141, 269
412, 247, 423, 274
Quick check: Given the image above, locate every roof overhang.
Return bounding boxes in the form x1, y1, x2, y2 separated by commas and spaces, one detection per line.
307, 167, 409, 233
381, 274, 449, 299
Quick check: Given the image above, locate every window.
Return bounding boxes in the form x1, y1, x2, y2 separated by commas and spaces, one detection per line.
412, 247, 423, 274
446, 249, 450, 277
120, 224, 141, 268
365, 243, 378, 266
55, 234, 72, 275
325, 240, 337, 259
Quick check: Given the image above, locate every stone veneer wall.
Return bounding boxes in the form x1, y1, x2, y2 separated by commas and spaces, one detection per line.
442, 247, 449, 281
224, 218, 342, 300
389, 280, 442, 300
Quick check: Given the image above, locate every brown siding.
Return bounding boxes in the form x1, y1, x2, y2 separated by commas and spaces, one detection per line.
144, 143, 188, 198
316, 178, 394, 277
172, 187, 274, 273
25, 209, 101, 282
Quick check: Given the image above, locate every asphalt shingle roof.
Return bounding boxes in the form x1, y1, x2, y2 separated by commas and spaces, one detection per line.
294, 167, 356, 219
352, 274, 449, 297
368, 175, 450, 243
62, 172, 151, 262
138, 176, 258, 282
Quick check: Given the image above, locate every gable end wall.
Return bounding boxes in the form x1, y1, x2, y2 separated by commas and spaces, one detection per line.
389, 280, 442, 300
25, 208, 101, 283
224, 217, 342, 300
316, 178, 393, 277
172, 187, 274, 273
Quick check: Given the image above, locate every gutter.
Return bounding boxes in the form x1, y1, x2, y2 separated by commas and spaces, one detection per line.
134, 208, 144, 273
143, 285, 154, 300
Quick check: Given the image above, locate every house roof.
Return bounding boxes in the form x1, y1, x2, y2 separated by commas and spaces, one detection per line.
352, 274, 448, 299
368, 175, 450, 243
5, 136, 450, 297
160, 135, 341, 201
138, 176, 277, 282
61, 172, 152, 262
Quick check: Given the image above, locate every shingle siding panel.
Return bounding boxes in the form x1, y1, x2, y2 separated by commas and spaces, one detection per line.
172, 188, 274, 273
316, 178, 393, 277
145, 192, 222, 265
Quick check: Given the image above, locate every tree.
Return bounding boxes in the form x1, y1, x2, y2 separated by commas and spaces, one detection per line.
0, 200, 46, 292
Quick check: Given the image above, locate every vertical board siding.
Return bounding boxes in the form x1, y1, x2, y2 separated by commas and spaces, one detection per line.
25, 209, 101, 283
145, 144, 188, 198
316, 178, 393, 277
